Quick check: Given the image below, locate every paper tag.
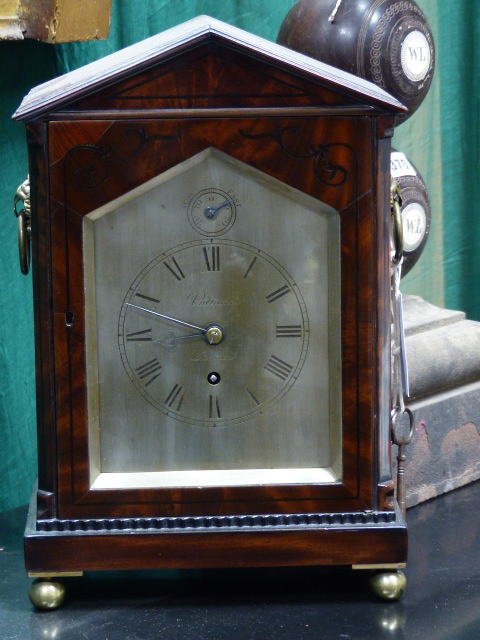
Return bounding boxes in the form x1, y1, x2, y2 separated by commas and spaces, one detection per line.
391, 152, 417, 178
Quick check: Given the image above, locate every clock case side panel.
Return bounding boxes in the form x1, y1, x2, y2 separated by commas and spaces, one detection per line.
25, 121, 58, 519
40, 115, 392, 520
376, 124, 397, 511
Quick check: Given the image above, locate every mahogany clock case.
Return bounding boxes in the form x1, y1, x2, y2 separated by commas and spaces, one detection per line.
14, 17, 407, 575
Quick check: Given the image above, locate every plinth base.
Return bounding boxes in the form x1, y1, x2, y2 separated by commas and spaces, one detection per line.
402, 296, 480, 507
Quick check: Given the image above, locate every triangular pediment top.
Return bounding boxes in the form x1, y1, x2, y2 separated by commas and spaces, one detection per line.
13, 15, 406, 120
112, 52, 311, 101
76, 49, 319, 112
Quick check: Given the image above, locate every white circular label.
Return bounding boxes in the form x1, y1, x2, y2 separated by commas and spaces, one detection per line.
401, 31, 431, 82
402, 202, 427, 252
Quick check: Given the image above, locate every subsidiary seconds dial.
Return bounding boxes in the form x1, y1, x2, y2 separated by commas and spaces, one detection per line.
118, 239, 309, 427
186, 188, 238, 236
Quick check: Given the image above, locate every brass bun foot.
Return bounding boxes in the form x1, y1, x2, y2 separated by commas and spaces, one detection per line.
28, 578, 66, 610
369, 570, 407, 602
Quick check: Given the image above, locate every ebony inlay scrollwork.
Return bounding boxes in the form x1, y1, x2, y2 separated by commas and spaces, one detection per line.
240, 125, 351, 187
65, 126, 178, 191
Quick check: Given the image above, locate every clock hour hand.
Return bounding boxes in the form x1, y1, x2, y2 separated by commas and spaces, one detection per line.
151, 329, 204, 352
126, 303, 225, 345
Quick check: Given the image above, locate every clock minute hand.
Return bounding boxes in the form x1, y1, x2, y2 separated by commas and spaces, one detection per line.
126, 303, 205, 333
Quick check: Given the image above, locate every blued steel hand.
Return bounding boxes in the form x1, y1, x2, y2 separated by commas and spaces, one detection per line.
204, 198, 233, 219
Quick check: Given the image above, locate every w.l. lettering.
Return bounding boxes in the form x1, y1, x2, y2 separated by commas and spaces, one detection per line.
408, 46, 426, 63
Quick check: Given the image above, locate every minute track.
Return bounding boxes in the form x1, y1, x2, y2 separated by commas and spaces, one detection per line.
119, 239, 309, 427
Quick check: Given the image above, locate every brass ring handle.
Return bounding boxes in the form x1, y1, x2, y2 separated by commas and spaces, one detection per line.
13, 176, 31, 275
17, 208, 31, 275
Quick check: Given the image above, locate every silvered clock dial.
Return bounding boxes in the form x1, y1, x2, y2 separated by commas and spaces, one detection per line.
118, 238, 309, 427
84, 148, 342, 489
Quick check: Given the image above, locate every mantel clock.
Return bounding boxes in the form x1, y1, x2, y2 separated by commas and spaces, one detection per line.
13, 16, 408, 608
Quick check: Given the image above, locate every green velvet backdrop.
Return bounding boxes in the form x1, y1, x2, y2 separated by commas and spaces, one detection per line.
0, 0, 478, 511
